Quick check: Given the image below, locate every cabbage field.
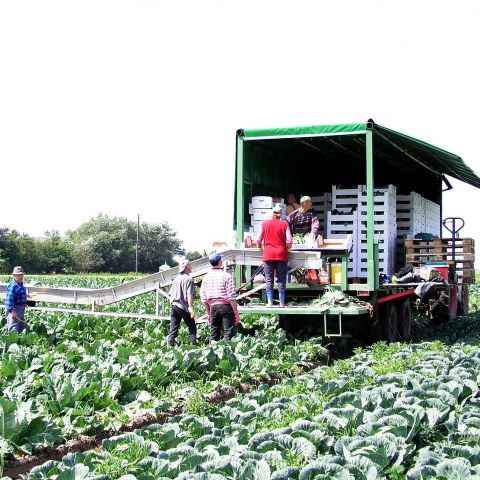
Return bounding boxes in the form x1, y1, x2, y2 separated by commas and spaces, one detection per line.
2, 276, 480, 479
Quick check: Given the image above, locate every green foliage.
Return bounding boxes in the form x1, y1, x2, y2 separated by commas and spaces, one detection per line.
66, 213, 182, 273
0, 228, 44, 273
468, 284, 480, 312
0, 275, 328, 460
186, 251, 204, 262
0, 214, 183, 274
11, 327, 480, 479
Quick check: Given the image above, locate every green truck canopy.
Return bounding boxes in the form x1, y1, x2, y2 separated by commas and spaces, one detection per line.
240, 121, 480, 189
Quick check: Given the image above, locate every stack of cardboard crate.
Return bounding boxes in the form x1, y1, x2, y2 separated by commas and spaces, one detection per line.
248, 196, 286, 239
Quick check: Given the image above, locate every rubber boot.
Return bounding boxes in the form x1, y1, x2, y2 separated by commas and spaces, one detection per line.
279, 290, 286, 308
266, 291, 274, 307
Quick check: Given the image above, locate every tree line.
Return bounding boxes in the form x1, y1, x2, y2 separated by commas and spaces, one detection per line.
0, 214, 198, 274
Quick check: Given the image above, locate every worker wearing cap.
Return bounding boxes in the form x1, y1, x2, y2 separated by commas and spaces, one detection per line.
4, 266, 28, 333
289, 195, 319, 238
200, 253, 240, 341
167, 258, 197, 346
257, 206, 293, 307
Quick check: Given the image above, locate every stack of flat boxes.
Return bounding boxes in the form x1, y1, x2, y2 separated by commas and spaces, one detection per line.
248, 196, 286, 239
311, 193, 332, 236
396, 192, 441, 269
357, 185, 397, 278
326, 186, 362, 277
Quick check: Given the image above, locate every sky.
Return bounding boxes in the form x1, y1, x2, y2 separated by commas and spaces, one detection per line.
1, 0, 479, 253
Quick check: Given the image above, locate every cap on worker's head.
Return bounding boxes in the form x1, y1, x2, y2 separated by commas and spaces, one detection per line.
12, 266, 25, 275
272, 205, 283, 216
178, 258, 190, 273
209, 253, 222, 265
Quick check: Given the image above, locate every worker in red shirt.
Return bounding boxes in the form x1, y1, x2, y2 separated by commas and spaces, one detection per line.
257, 206, 293, 307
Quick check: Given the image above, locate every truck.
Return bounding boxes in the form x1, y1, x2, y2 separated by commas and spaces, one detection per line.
233, 119, 480, 341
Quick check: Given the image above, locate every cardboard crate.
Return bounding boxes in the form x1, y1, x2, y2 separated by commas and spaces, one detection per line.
252, 209, 273, 221
251, 196, 274, 209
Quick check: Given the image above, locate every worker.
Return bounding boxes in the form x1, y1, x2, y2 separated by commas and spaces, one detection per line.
200, 253, 240, 341
286, 193, 300, 216
257, 205, 293, 307
167, 259, 197, 346
4, 266, 28, 333
289, 195, 319, 238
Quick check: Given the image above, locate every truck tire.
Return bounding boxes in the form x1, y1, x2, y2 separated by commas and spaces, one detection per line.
370, 303, 398, 343
397, 299, 411, 340
384, 303, 398, 343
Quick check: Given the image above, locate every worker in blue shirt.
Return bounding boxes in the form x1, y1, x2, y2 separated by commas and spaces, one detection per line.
4, 266, 28, 333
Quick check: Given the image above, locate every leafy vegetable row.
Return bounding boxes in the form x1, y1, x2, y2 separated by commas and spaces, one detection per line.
1, 276, 327, 458
16, 338, 480, 479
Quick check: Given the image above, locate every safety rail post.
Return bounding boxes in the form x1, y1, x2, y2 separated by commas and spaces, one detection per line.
341, 256, 348, 291
235, 133, 244, 288
366, 124, 375, 290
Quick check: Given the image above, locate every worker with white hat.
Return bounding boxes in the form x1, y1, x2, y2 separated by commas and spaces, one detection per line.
4, 266, 28, 333
167, 258, 197, 346
257, 206, 293, 307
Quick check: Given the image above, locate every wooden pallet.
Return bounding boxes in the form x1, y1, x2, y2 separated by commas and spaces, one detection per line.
404, 238, 475, 252
433, 238, 475, 247
406, 253, 475, 263
405, 246, 475, 255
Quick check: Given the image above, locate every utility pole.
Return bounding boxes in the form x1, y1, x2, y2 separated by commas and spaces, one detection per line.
135, 214, 139, 273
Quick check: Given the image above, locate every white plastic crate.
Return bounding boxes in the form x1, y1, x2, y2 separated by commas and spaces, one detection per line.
359, 184, 396, 203
311, 193, 332, 203
358, 222, 397, 241
327, 212, 359, 237
313, 201, 332, 214
331, 186, 362, 210
396, 193, 440, 236
312, 193, 332, 212
397, 192, 424, 210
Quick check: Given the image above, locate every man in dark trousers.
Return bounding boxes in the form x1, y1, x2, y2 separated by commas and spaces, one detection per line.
200, 253, 240, 341
167, 259, 197, 346
257, 206, 293, 307
4, 266, 28, 333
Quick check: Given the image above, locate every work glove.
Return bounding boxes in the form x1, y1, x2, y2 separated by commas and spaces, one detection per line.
234, 310, 241, 326
188, 307, 195, 319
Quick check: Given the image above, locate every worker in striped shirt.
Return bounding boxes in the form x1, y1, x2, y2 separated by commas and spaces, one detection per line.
200, 253, 240, 341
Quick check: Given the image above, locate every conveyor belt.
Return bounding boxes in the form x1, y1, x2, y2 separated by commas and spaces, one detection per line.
0, 249, 323, 306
